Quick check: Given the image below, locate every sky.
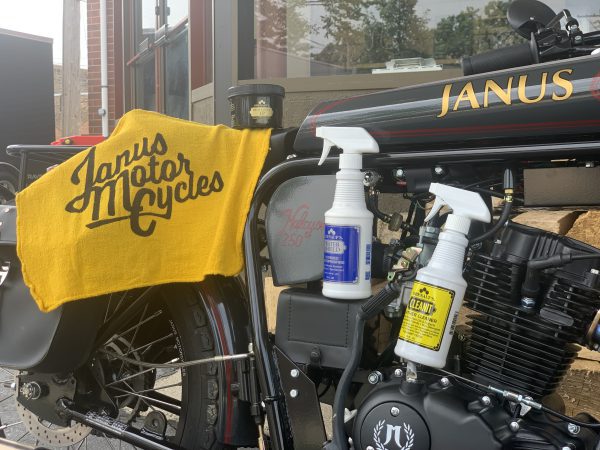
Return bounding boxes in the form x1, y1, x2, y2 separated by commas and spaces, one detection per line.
0, 0, 88, 67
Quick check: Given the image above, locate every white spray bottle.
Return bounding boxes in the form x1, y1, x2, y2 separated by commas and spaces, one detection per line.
394, 183, 491, 368
317, 127, 379, 300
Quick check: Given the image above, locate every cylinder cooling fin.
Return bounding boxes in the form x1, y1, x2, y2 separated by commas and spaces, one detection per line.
463, 222, 600, 398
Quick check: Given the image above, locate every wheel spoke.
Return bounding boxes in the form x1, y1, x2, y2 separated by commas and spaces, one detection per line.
125, 333, 174, 357
113, 381, 182, 398
0, 367, 14, 377
105, 310, 163, 346
104, 357, 179, 388
109, 386, 181, 414
103, 432, 117, 450
0, 393, 14, 404
0, 420, 22, 431
104, 366, 157, 388
15, 431, 28, 442
117, 304, 149, 378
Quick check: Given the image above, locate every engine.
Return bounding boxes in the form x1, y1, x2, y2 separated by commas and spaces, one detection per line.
464, 222, 600, 398
352, 222, 600, 450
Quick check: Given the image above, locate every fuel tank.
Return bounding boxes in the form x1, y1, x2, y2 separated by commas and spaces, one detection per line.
294, 54, 600, 154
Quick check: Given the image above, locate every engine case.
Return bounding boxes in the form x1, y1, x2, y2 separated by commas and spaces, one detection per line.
352, 374, 599, 450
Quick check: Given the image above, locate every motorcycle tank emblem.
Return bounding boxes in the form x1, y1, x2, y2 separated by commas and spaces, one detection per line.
437, 68, 574, 118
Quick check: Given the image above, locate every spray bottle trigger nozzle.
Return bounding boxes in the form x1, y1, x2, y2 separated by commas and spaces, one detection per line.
318, 140, 332, 166
425, 197, 446, 223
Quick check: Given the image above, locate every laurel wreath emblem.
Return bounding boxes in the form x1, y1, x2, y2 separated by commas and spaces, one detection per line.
373, 419, 414, 450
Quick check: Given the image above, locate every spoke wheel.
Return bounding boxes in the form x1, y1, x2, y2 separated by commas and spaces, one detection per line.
0, 284, 225, 449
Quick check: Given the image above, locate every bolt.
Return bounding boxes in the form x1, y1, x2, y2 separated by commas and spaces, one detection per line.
290, 369, 300, 378
591, 268, 600, 275
480, 396, 491, 406
509, 421, 520, 432
567, 423, 580, 435
521, 297, 536, 309
363, 171, 380, 187
289, 389, 298, 398
393, 168, 405, 179
368, 371, 383, 385
434, 166, 445, 176
19, 382, 42, 400
390, 406, 400, 417
393, 368, 404, 378
440, 377, 450, 387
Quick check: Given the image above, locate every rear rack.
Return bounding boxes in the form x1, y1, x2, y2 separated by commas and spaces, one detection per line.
6, 145, 87, 190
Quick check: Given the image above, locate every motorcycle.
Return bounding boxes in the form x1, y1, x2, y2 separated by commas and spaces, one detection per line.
1, 0, 600, 448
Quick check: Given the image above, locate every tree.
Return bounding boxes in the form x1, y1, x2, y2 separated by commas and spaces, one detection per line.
255, 0, 313, 58
315, 0, 433, 69
475, 0, 524, 52
315, 0, 374, 70
433, 8, 478, 59
433, 1, 525, 62
369, 0, 433, 60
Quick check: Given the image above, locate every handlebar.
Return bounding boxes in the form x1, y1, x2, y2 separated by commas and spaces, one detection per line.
461, 41, 539, 76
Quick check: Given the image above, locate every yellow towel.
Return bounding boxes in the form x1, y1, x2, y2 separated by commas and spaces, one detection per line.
17, 109, 271, 312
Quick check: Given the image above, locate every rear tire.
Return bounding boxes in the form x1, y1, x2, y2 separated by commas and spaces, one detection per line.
163, 284, 227, 449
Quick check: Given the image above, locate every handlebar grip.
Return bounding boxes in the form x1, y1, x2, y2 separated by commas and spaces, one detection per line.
461, 42, 537, 76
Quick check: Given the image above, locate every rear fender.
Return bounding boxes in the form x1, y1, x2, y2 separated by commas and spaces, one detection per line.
195, 276, 258, 447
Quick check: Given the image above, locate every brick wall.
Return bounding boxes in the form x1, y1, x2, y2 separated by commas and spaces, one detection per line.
87, 0, 121, 135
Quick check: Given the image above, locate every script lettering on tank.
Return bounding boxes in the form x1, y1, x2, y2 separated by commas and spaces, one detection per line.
65, 133, 224, 237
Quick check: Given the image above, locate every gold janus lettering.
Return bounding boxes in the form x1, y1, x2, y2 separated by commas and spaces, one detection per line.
437, 69, 574, 118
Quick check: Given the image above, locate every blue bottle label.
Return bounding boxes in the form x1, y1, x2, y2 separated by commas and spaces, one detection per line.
324, 224, 360, 283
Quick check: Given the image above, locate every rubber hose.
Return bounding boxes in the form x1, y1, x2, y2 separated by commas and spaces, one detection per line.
469, 199, 512, 245
323, 313, 364, 450
324, 284, 400, 450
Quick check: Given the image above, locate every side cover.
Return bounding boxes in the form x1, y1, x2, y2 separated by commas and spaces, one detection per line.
266, 175, 336, 286
0, 205, 104, 372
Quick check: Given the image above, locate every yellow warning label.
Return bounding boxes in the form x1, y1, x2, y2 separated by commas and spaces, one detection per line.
399, 281, 455, 351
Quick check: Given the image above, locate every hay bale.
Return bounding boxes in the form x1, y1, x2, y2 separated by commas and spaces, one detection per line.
566, 211, 600, 248
512, 210, 580, 235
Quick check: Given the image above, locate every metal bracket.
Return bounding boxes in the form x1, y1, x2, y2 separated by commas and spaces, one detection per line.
274, 346, 327, 449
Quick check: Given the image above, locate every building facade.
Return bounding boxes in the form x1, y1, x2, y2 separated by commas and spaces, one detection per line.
86, 0, 600, 133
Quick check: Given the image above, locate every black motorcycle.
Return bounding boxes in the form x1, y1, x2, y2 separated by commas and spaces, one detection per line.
1, 0, 600, 449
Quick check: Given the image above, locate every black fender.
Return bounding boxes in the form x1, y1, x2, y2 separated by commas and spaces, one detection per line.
194, 276, 258, 447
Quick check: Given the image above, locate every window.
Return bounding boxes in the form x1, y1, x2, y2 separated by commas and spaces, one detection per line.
127, 0, 189, 119
238, 0, 600, 80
